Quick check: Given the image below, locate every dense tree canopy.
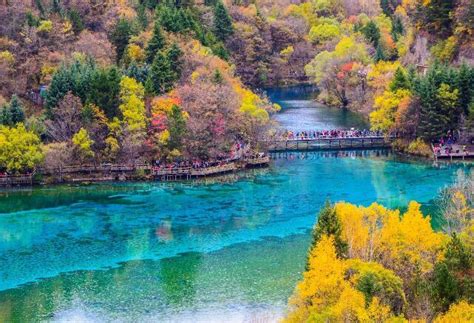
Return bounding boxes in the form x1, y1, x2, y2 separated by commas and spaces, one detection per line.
286, 195, 474, 322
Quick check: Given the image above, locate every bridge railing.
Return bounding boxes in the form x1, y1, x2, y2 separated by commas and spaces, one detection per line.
264, 136, 395, 152
264, 135, 396, 142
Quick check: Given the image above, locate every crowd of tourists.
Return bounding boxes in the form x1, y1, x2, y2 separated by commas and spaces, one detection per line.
433, 133, 470, 156
151, 141, 265, 172
272, 149, 391, 160
277, 129, 384, 140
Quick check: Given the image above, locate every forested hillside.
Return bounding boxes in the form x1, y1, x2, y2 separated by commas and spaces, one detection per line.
0, 0, 281, 172
0, 0, 473, 173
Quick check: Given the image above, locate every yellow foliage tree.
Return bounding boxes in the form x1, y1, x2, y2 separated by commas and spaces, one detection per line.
286, 235, 402, 322
308, 23, 341, 44
234, 86, 270, 122
0, 50, 15, 65
287, 201, 471, 322
379, 201, 446, 275
367, 61, 401, 94
126, 44, 145, 63
0, 124, 44, 173
72, 128, 95, 161
336, 202, 399, 261
286, 235, 347, 322
119, 76, 147, 132
370, 89, 411, 132
433, 301, 474, 322
37, 20, 53, 33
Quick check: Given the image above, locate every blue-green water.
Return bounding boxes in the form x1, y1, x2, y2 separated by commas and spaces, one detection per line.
0, 87, 471, 322
266, 85, 368, 131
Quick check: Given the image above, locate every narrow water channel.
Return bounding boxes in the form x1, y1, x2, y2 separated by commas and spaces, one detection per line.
0, 86, 470, 322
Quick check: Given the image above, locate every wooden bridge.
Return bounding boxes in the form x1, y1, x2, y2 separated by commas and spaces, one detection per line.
266, 136, 394, 152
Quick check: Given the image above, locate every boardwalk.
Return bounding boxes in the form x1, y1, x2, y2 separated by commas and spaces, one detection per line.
433, 144, 474, 160
15, 156, 272, 186
0, 174, 33, 187
266, 136, 394, 152
152, 157, 270, 181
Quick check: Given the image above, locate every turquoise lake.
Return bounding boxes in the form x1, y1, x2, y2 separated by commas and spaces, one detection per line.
0, 87, 471, 322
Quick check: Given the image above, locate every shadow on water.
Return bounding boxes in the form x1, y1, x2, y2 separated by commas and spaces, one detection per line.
265, 84, 320, 102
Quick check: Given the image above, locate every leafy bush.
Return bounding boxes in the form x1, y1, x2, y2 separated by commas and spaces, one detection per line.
309, 23, 341, 43
406, 138, 432, 157
37, 20, 53, 33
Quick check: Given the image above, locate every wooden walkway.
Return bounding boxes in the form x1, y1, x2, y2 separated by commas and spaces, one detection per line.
40, 164, 151, 175
19, 156, 272, 185
434, 151, 474, 160
0, 174, 34, 187
266, 136, 394, 152
152, 157, 270, 181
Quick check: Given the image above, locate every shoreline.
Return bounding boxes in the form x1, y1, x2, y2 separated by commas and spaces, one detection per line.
2, 148, 472, 189
0, 157, 271, 188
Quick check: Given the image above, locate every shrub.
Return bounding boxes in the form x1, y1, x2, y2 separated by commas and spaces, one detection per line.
309, 23, 340, 43
37, 20, 53, 33
406, 138, 432, 157
0, 50, 15, 65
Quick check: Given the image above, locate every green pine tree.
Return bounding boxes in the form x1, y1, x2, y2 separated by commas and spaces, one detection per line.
136, 4, 149, 30
390, 67, 411, 91
146, 21, 166, 63
213, 0, 233, 41
374, 43, 385, 62
415, 67, 448, 140
168, 104, 186, 150
45, 67, 73, 112
456, 63, 474, 115
212, 69, 224, 84
415, 64, 464, 140
34, 0, 45, 16
0, 105, 12, 126
306, 201, 348, 269
26, 12, 40, 27
44, 59, 96, 112
362, 20, 381, 47
167, 43, 183, 79
87, 67, 121, 119
124, 61, 149, 84
68, 9, 84, 35
424, 0, 455, 36
146, 51, 175, 95
431, 234, 472, 312
51, 0, 62, 14
8, 95, 25, 125
380, 0, 393, 16
211, 42, 230, 60
111, 19, 133, 63
391, 16, 404, 41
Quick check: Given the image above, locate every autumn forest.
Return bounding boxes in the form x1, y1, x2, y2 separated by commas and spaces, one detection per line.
0, 0, 473, 322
